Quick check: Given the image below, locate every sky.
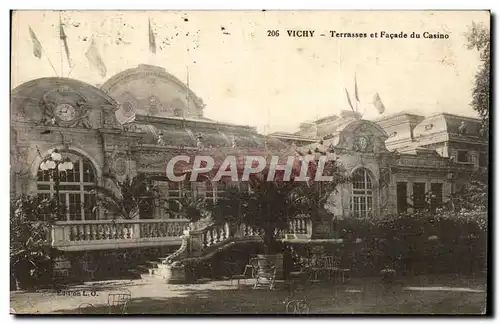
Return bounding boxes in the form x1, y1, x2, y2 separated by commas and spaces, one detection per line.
11, 10, 490, 134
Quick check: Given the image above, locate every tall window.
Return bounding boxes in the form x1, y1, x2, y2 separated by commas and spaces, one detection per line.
397, 182, 408, 214
430, 183, 443, 211
37, 153, 97, 221
457, 150, 469, 163
350, 168, 373, 218
413, 182, 426, 210
479, 152, 488, 167
153, 180, 188, 218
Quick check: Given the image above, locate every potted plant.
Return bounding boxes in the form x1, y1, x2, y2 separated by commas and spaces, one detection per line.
172, 192, 209, 228
209, 156, 349, 279
10, 195, 58, 290
91, 173, 161, 219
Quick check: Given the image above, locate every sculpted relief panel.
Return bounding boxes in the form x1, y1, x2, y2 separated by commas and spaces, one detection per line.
38, 86, 93, 128
336, 121, 389, 154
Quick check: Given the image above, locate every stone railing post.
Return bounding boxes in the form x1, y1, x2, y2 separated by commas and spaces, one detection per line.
132, 223, 141, 239
306, 219, 312, 235
51, 223, 70, 247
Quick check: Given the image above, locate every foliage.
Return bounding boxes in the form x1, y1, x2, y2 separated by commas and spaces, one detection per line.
329, 209, 487, 275
466, 21, 490, 138
10, 195, 58, 287
449, 179, 488, 213
91, 173, 162, 219
171, 192, 208, 223
209, 157, 350, 253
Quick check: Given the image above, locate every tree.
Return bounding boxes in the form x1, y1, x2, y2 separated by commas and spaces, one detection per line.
91, 173, 161, 219
209, 154, 349, 253
466, 21, 490, 139
460, 22, 491, 212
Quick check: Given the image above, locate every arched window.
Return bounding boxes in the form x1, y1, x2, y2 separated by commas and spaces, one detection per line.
350, 168, 373, 218
37, 152, 97, 221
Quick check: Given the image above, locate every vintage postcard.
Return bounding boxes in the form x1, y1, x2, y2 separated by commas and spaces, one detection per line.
10, 10, 490, 315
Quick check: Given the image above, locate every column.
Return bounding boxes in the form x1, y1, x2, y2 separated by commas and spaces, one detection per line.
425, 181, 431, 194
443, 181, 452, 203
406, 180, 414, 214
387, 174, 398, 215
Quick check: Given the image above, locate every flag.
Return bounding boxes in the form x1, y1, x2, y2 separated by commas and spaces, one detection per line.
59, 16, 72, 67
148, 18, 156, 54
28, 26, 42, 59
85, 39, 107, 78
354, 74, 360, 102
115, 102, 136, 125
373, 93, 386, 114
345, 88, 355, 112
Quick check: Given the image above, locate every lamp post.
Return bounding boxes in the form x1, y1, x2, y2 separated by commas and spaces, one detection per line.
39, 148, 74, 219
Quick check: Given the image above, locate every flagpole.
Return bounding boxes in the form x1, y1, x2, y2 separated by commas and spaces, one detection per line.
354, 72, 359, 114
266, 106, 271, 136
185, 64, 189, 120
59, 11, 63, 77
32, 29, 59, 77
184, 41, 190, 121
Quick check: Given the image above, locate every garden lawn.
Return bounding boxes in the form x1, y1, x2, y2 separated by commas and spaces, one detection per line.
10, 274, 487, 315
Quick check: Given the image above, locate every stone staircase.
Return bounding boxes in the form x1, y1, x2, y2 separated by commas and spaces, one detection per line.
129, 218, 313, 283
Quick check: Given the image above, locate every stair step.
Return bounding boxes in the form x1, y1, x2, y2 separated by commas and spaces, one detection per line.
136, 265, 152, 272
145, 260, 159, 267
135, 266, 163, 276
140, 272, 165, 281
127, 269, 143, 279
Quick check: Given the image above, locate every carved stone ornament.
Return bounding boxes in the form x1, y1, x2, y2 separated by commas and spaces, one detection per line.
353, 136, 370, 152
113, 154, 128, 176
39, 86, 93, 128
458, 121, 467, 135
147, 96, 163, 115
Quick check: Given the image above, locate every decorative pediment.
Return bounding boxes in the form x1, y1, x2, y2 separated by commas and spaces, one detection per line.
335, 120, 389, 154
11, 77, 118, 128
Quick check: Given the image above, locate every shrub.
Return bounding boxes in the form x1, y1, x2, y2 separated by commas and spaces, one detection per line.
10, 195, 59, 289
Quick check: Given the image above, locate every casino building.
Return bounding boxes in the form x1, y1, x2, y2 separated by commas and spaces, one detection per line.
10, 63, 486, 278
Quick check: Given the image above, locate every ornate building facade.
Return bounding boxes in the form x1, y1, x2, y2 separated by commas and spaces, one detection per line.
270, 110, 485, 219
10, 65, 289, 264
10, 64, 485, 279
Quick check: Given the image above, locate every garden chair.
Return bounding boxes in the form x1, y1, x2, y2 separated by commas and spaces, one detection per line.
253, 260, 277, 290
308, 256, 326, 282
322, 256, 339, 280
230, 257, 258, 285
78, 289, 131, 314
330, 257, 351, 284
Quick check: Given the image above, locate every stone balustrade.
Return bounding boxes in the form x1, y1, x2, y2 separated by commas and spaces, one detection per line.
51, 219, 190, 251
50, 217, 313, 253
